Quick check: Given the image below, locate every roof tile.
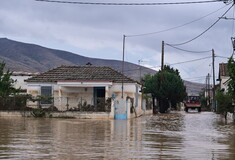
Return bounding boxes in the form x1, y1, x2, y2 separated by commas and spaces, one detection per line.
25, 65, 137, 83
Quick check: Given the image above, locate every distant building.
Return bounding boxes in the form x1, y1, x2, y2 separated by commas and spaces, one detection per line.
11, 72, 40, 92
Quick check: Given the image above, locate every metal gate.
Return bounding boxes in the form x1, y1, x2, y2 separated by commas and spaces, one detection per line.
114, 99, 127, 120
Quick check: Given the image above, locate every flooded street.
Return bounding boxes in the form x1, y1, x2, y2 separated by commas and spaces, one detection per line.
0, 112, 234, 160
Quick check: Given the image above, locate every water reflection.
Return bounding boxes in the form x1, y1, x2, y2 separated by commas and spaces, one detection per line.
0, 112, 234, 159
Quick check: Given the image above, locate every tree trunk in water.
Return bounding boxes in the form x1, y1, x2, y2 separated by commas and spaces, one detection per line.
152, 97, 158, 114
159, 99, 169, 113
159, 99, 164, 113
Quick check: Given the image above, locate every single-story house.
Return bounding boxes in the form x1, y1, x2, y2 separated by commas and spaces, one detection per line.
25, 65, 143, 119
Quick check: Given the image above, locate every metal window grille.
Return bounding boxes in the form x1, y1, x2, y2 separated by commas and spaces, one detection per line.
41, 86, 52, 105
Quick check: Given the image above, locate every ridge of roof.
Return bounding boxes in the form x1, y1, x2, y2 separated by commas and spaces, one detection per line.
25, 65, 138, 84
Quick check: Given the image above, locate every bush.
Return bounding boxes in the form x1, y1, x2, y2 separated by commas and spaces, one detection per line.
215, 90, 234, 119
31, 108, 46, 117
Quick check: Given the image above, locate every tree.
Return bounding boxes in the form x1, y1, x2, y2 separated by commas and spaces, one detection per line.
143, 66, 186, 113
0, 62, 18, 97
215, 89, 233, 120
142, 74, 158, 114
228, 57, 235, 99
0, 62, 18, 107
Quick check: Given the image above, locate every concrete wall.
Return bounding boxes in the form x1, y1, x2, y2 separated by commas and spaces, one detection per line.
110, 83, 143, 117
0, 111, 30, 117
227, 112, 235, 122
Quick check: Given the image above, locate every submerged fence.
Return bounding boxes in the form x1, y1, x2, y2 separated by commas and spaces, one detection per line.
64, 97, 111, 112
0, 95, 30, 111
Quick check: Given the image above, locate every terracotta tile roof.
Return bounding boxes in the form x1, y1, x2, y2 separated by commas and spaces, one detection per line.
219, 63, 228, 77
25, 65, 137, 83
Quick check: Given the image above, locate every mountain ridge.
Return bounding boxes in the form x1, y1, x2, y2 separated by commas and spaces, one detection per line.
0, 38, 205, 94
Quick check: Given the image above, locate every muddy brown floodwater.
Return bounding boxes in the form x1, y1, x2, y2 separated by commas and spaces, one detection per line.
0, 112, 234, 160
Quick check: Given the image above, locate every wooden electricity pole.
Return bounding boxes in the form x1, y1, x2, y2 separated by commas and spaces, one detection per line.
212, 49, 216, 111
161, 41, 164, 70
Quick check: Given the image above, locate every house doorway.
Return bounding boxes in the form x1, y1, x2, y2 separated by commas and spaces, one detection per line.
94, 87, 105, 107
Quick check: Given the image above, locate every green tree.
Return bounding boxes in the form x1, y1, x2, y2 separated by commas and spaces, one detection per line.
143, 74, 158, 114
163, 65, 180, 76
215, 90, 233, 120
0, 62, 19, 107
0, 62, 18, 97
143, 66, 186, 113
228, 57, 235, 99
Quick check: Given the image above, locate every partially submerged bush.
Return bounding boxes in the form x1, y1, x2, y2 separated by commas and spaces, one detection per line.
31, 108, 46, 118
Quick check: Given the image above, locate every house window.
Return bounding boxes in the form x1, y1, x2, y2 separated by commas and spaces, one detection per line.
41, 86, 52, 105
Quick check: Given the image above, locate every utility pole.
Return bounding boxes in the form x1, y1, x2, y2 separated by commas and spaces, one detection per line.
212, 49, 216, 112
161, 41, 164, 70
208, 73, 210, 107
121, 35, 126, 99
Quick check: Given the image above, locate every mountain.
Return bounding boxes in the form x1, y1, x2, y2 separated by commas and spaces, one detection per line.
0, 38, 205, 94
0, 38, 155, 81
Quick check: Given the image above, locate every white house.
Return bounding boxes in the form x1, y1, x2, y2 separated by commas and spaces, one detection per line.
217, 63, 235, 121
11, 72, 40, 92
25, 65, 144, 119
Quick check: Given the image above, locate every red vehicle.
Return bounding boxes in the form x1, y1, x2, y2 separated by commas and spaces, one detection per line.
185, 96, 201, 112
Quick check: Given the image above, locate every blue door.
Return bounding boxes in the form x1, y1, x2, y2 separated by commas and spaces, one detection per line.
114, 99, 127, 120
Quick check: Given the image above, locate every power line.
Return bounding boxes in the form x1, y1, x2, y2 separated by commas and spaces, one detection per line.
123, 56, 212, 72
216, 55, 230, 58
168, 3, 235, 46
126, 3, 229, 37
168, 56, 211, 66
166, 43, 212, 53
183, 76, 207, 80
35, 0, 223, 6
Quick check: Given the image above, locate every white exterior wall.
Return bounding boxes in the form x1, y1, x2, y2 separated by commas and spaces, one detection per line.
11, 75, 32, 90
220, 76, 230, 92
57, 86, 94, 111
26, 81, 143, 117
27, 83, 56, 108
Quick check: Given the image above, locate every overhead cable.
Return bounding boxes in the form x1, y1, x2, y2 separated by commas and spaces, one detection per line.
168, 56, 211, 66
35, 0, 223, 6
126, 3, 229, 37
183, 76, 207, 80
124, 56, 212, 72
216, 55, 230, 58
166, 43, 212, 53
168, 3, 235, 46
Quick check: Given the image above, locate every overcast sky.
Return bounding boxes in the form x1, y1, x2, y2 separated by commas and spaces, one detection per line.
0, 0, 235, 83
